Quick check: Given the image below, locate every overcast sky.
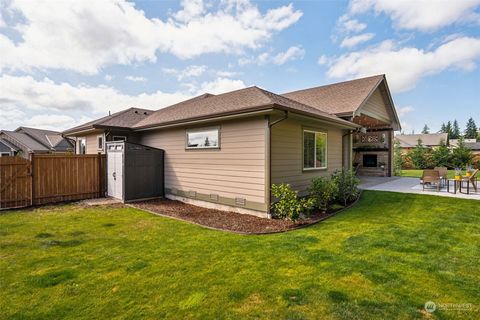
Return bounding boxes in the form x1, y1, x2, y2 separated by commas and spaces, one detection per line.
1, 0, 479, 133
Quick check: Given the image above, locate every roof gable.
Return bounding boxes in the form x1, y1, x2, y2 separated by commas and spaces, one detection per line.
282, 75, 384, 115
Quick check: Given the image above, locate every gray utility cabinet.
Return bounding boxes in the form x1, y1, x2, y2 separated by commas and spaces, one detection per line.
106, 141, 164, 202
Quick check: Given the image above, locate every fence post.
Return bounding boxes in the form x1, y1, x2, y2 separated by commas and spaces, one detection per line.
98, 152, 103, 198
29, 153, 34, 206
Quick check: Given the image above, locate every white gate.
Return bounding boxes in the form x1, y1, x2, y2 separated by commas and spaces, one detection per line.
107, 143, 124, 200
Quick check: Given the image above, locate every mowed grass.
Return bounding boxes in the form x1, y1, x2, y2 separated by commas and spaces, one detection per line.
1, 191, 479, 320
400, 169, 457, 179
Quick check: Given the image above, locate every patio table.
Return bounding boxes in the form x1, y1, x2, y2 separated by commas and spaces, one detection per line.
447, 179, 469, 195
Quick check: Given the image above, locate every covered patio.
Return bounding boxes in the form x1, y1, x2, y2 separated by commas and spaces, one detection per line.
359, 176, 480, 200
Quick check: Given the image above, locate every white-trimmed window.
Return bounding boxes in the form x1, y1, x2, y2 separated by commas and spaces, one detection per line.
186, 128, 220, 149
97, 135, 104, 150
0, 152, 10, 157
113, 136, 127, 142
303, 130, 327, 170
77, 137, 86, 154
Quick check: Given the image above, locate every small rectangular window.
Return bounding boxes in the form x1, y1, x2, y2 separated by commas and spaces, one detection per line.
303, 130, 327, 170
0, 152, 10, 157
113, 136, 127, 142
186, 128, 219, 149
97, 135, 104, 150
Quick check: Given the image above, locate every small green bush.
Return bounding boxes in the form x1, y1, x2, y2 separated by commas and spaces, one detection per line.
331, 169, 360, 206
271, 184, 313, 221
308, 177, 337, 213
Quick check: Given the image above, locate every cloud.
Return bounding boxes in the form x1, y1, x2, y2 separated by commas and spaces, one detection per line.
0, 0, 302, 74
104, 74, 113, 81
125, 76, 147, 82
348, 0, 480, 32
0, 74, 247, 130
398, 105, 414, 117
163, 65, 207, 81
336, 14, 367, 33
197, 77, 246, 94
272, 46, 305, 65
239, 45, 305, 65
340, 33, 375, 48
322, 36, 480, 92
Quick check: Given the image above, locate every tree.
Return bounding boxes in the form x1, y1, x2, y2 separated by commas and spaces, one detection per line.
445, 121, 453, 141
451, 120, 461, 139
421, 124, 430, 134
410, 139, 427, 169
464, 117, 478, 139
440, 123, 447, 133
431, 139, 451, 168
393, 139, 403, 175
451, 137, 473, 168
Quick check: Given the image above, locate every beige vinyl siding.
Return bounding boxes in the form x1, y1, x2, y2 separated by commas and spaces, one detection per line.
84, 134, 100, 154
271, 116, 345, 194
361, 88, 390, 120
139, 116, 267, 208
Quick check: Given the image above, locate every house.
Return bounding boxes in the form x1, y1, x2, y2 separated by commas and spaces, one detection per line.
395, 133, 448, 152
0, 127, 74, 158
450, 139, 480, 155
65, 74, 401, 217
62, 107, 152, 154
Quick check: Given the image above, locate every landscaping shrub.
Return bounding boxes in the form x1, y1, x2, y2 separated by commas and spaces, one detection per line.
431, 140, 451, 168
331, 169, 360, 206
271, 184, 313, 221
451, 137, 474, 168
308, 177, 337, 213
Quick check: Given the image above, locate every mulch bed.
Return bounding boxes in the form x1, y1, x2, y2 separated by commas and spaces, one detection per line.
130, 198, 356, 234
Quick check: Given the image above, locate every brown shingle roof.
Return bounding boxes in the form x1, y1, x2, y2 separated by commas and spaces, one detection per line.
395, 133, 448, 148
134, 86, 357, 130
282, 75, 384, 115
63, 107, 153, 135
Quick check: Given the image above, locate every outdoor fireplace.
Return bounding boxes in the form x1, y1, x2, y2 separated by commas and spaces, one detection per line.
363, 154, 378, 167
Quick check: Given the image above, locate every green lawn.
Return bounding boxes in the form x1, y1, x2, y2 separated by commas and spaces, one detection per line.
400, 169, 457, 179
1, 191, 479, 319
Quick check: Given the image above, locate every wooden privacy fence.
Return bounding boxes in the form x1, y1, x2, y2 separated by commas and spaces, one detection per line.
0, 154, 106, 210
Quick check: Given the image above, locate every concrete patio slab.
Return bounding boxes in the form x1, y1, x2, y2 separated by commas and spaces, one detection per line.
359, 176, 480, 200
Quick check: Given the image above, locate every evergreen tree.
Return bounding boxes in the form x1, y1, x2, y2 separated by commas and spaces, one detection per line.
410, 139, 427, 169
421, 124, 430, 134
432, 139, 451, 168
452, 120, 461, 139
445, 121, 453, 139
464, 117, 478, 139
440, 123, 447, 133
451, 137, 473, 168
393, 139, 403, 176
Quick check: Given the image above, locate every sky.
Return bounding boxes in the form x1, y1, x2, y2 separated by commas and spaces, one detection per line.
0, 0, 479, 134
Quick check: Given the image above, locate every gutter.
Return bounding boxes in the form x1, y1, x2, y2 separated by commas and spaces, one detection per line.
266, 110, 289, 215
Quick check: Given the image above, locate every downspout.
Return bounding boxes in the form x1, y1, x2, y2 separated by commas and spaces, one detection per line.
266, 110, 288, 217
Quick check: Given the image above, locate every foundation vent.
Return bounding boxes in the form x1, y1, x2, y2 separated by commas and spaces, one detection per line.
210, 194, 219, 201
235, 197, 246, 206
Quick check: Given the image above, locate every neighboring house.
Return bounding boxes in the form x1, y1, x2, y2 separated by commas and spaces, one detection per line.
450, 139, 480, 155
0, 127, 74, 158
63, 108, 152, 154
65, 74, 401, 217
395, 133, 448, 152
0, 139, 18, 157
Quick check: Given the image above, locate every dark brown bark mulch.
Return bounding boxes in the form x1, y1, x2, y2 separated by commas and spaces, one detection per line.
130, 199, 353, 234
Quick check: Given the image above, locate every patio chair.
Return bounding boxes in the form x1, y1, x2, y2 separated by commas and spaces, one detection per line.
462, 169, 478, 192
434, 166, 448, 186
422, 169, 441, 191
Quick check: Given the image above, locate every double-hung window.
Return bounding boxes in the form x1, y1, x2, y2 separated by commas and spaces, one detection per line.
303, 130, 327, 170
